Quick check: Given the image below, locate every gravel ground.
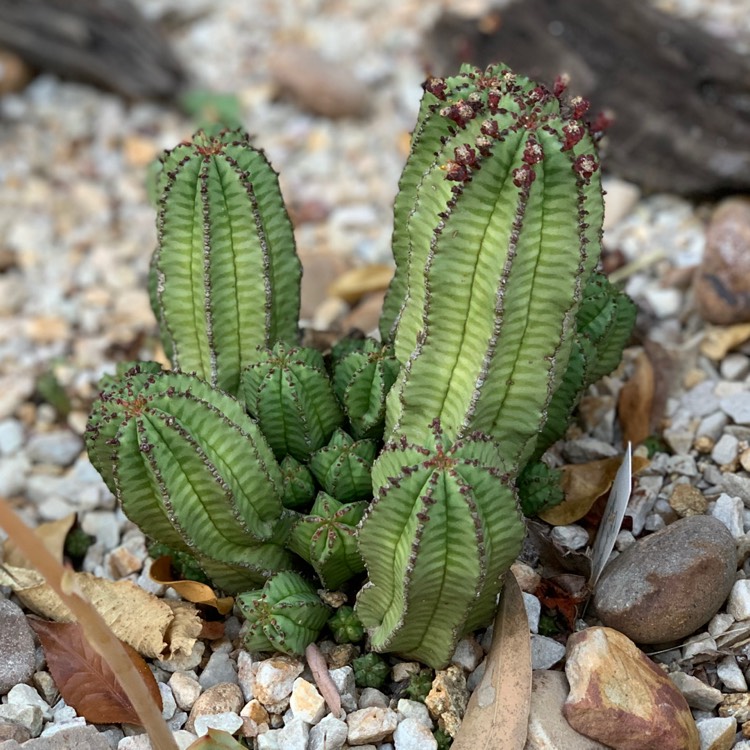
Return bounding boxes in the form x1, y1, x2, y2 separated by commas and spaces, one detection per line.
2, 0, 750, 748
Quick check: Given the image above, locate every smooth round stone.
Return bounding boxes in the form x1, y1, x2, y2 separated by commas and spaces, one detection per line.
594, 516, 737, 644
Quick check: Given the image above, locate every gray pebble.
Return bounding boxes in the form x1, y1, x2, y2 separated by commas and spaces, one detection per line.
668, 671, 723, 710
329, 666, 357, 713
0, 704, 43, 737
0, 454, 30, 497
396, 699, 432, 729
722, 473, 750, 507
721, 353, 750, 381
682, 380, 720, 418
717, 655, 748, 691
711, 433, 740, 466
0, 598, 36, 696
0, 419, 23, 455
359, 687, 389, 709
721, 391, 750, 425
193, 711, 243, 737
697, 411, 729, 442
392, 717, 437, 750
309, 713, 348, 750
711, 493, 745, 538
6, 684, 51, 719
26, 430, 83, 466
198, 651, 238, 689
728, 579, 750, 620
522, 592, 541, 634
550, 524, 589, 551
159, 682, 177, 720
530, 635, 566, 670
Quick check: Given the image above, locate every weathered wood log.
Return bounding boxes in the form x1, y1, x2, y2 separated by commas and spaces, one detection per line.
0, 0, 184, 100
424, 0, 750, 197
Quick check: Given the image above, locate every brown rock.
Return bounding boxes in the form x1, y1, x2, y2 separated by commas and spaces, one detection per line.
185, 682, 243, 733
564, 627, 699, 750
719, 692, 750, 723
695, 198, 750, 325
593, 515, 736, 643
298, 247, 355, 321
425, 665, 468, 738
269, 45, 370, 119
668, 484, 708, 518
0, 49, 32, 94
526, 671, 610, 750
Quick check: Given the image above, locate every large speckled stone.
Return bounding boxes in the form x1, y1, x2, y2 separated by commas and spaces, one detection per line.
593, 516, 736, 644
0, 598, 36, 696
564, 627, 699, 750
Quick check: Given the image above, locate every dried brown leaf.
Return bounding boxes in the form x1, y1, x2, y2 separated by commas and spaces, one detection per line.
617, 350, 655, 447
538, 456, 649, 526
0, 565, 198, 658
149, 556, 234, 614
29, 619, 162, 726
2, 513, 75, 568
452, 571, 531, 750
328, 264, 393, 304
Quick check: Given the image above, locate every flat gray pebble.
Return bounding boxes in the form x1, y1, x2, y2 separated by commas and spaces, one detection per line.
26, 431, 83, 466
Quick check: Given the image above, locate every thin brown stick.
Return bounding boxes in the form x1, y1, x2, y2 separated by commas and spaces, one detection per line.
0, 496, 178, 750
305, 641, 342, 718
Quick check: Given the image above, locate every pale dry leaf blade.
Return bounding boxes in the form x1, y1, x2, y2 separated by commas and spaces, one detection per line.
589, 443, 633, 587
30, 619, 162, 726
2, 513, 76, 568
452, 571, 531, 750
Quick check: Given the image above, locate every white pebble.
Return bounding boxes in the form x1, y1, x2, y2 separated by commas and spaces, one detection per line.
359, 687, 389, 709
393, 717, 437, 750
696, 716, 737, 750
522, 592, 541, 634
193, 711, 243, 737
396, 699, 432, 729
721, 392, 750, 425
6, 683, 52, 719
728, 579, 750, 621
550, 524, 589, 551
717, 655, 747, 691
711, 493, 745, 537
309, 713, 348, 750
711, 434, 739, 466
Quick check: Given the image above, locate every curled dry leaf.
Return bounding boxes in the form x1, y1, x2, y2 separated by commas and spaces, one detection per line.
2, 513, 75, 568
0, 565, 199, 659
538, 455, 649, 527
617, 350, 654, 447
452, 572, 531, 750
29, 619, 162, 726
328, 264, 393, 304
149, 556, 234, 615
701, 322, 750, 360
